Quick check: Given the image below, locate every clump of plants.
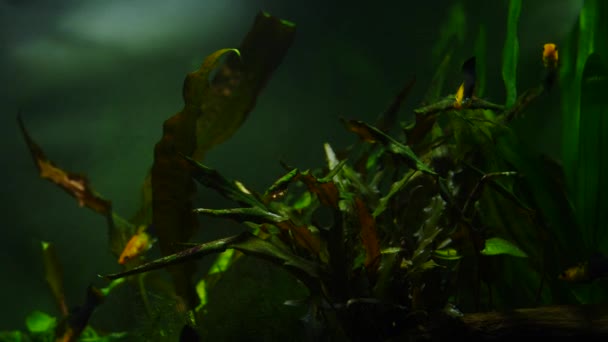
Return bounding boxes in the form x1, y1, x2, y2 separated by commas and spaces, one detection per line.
7, 2, 608, 341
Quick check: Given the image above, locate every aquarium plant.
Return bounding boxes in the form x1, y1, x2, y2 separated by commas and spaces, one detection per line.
6, 2, 608, 341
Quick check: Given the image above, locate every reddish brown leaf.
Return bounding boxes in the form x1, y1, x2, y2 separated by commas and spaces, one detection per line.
276, 221, 321, 257
343, 120, 378, 143
297, 172, 340, 209
18, 115, 112, 216
355, 197, 381, 275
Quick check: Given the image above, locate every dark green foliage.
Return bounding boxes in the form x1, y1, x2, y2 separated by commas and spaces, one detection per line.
12, 5, 608, 341
576, 53, 608, 251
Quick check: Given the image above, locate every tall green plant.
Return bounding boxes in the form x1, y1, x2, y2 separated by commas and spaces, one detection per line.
560, 0, 608, 252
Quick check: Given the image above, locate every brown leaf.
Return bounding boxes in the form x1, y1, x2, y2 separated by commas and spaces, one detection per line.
297, 172, 341, 209
18, 115, 112, 216
355, 198, 381, 275
150, 12, 296, 310
276, 221, 321, 257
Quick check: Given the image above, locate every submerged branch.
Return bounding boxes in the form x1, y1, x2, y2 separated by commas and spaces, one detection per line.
427, 304, 608, 341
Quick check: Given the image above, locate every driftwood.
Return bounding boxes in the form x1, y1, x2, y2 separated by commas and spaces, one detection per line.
427, 304, 608, 341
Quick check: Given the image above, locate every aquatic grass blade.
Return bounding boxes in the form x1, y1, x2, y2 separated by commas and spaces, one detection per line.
501, 0, 521, 107
577, 53, 608, 250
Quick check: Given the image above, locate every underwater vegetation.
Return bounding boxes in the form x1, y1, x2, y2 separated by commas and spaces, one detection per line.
4, 1, 608, 341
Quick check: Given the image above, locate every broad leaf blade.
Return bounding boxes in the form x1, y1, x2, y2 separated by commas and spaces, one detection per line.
480, 237, 527, 258
150, 12, 295, 309
577, 53, 608, 250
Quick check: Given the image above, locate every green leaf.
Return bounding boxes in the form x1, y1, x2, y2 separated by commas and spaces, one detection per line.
373, 169, 416, 217
263, 168, 299, 202
434, 248, 463, 260
381, 247, 405, 255
25, 311, 56, 333
343, 119, 436, 175
410, 196, 446, 274
208, 249, 237, 275
185, 156, 265, 208
194, 207, 286, 224
576, 53, 608, 249
480, 237, 527, 258
195, 279, 209, 311
502, 0, 521, 107
103, 232, 322, 292
99, 278, 126, 297
292, 191, 312, 210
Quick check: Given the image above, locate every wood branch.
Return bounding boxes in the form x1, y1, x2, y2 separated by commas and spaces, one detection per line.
428, 304, 608, 341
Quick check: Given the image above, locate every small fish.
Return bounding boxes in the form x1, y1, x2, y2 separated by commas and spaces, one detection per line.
118, 225, 155, 264
542, 43, 559, 69
542, 43, 559, 89
454, 57, 476, 109
559, 254, 608, 283
55, 285, 105, 342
